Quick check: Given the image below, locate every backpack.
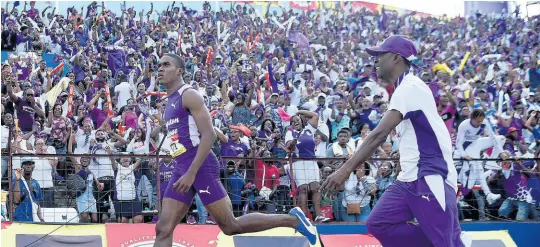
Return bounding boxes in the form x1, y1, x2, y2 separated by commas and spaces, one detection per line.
66, 174, 87, 198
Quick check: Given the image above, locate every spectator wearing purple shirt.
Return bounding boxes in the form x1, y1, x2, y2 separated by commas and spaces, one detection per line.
216, 125, 250, 169
496, 152, 536, 220
87, 89, 113, 130
6, 82, 45, 133
15, 26, 32, 53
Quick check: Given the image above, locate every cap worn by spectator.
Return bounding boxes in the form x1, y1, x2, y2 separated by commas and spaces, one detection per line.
506, 127, 518, 137
21, 157, 35, 164
230, 125, 251, 136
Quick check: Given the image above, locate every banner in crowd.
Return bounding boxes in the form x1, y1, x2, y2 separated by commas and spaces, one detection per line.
1, 222, 107, 247
319, 230, 518, 247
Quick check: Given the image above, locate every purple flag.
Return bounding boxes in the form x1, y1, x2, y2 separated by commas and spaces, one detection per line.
288, 32, 310, 52
379, 6, 387, 30
107, 49, 127, 79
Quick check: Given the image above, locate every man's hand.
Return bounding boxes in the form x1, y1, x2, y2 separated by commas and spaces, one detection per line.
464, 156, 472, 160
104, 145, 113, 154
15, 134, 23, 144
14, 168, 22, 181
173, 172, 195, 194
319, 166, 350, 199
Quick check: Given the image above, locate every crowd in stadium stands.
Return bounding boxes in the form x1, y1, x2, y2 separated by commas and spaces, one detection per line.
1, 1, 539, 224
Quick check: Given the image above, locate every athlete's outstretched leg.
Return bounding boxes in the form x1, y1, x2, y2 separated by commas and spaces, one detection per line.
206, 196, 296, 234
154, 198, 190, 247
193, 159, 318, 245
205, 196, 318, 244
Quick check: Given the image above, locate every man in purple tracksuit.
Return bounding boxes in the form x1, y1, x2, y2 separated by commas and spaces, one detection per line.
320, 36, 472, 247
153, 54, 317, 247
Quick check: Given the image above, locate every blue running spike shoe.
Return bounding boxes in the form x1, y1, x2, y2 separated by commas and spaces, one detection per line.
289, 207, 317, 245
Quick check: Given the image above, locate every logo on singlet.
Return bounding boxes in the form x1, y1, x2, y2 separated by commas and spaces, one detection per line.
171, 103, 176, 109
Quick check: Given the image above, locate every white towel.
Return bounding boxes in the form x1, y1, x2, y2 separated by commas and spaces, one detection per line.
332, 142, 354, 157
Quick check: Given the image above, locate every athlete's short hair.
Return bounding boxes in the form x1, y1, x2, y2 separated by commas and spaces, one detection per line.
471, 109, 485, 119
163, 53, 185, 69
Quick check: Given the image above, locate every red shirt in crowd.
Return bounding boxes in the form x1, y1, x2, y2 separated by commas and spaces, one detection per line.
254, 160, 280, 190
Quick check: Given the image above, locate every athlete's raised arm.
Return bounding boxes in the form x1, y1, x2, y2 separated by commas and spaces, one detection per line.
172, 89, 217, 194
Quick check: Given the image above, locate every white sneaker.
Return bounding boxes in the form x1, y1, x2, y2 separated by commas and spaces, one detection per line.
460, 231, 472, 247
486, 193, 501, 205
314, 215, 330, 223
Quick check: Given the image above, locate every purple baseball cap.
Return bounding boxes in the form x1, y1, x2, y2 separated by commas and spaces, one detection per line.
366, 35, 418, 63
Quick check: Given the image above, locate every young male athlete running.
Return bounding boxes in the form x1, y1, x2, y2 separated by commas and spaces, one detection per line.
153, 53, 317, 247
320, 36, 471, 247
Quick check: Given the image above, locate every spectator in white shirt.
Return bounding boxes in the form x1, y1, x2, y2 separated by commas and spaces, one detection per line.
32, 138, 57, 208
88, 129, 115, 223
114, 73, 135, 111
111, 153, 144, 223
342, 164, 376, 222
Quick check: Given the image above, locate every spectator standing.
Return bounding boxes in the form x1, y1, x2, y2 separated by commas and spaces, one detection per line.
223, 161, 246, 217
89, 129, 115, 223
111, 151, 144, 223
68, 131, 99, 223
31, 137, 58, 208
285, 111, 328, 222
374, 161, 396, 206
12, 157, 44, 222
342, 164, 376, 222
326, 129, 354, 221
496, 152, 536, 220
45, 103, 70, 177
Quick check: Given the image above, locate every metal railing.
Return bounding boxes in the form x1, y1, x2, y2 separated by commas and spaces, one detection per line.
2, 126, 539, 224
